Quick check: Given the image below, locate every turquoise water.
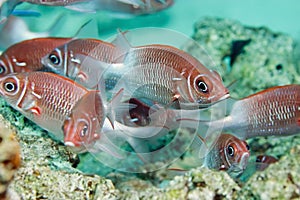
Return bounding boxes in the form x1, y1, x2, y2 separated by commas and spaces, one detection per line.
16, 0, 300, 41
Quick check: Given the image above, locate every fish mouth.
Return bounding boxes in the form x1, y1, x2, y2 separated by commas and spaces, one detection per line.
227, 165, 244, 178
218, 93, 230, 101
64, 141, 76, 147
65, 141, 87, 153
194, 92, 230, 108
227, 153, 250, 177
207, 92, 230, 102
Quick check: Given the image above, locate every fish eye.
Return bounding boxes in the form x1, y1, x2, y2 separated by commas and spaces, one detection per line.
48, 54, 60, 65
0, 64, 6, 75
80, 125, 88, 137
256, 156, 263, 163
195, 77, 209, 93
4, 81, 17, 92
227, 145, 235, 157
246, 144, 250, 151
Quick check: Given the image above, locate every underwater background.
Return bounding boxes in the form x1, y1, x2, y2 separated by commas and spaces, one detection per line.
0, 0, 300, 199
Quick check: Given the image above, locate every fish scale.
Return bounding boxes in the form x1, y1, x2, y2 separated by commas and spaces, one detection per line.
111, 42, 229, 108
0, 72, 89, 141
63, 39, 118, 62
118, 63, 182, 104
244, 87, 300, 137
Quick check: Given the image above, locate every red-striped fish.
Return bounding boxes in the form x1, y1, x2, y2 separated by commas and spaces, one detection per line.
203, 133, 250, 176
207, 85, 300, 139
0, 72, 89, 141
41, 38, 120, 88
0, 37, 72, 77
168, 133, 250, 177
63, 92, 169, 155
110, 31, 229, 109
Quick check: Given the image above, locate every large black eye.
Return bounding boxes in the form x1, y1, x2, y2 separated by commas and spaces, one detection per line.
246, 144, 250, 151
0, 64, 6, 74
4, 82, 17, 92
80, 125, 88, 137
49, 54, 60, 65
195, 77, 209, 93
227, 145, 235, 157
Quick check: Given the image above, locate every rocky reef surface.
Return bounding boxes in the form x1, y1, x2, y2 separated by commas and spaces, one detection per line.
0, 17, 299, 199
183, 17, 300, 98
0, 115, 21, 200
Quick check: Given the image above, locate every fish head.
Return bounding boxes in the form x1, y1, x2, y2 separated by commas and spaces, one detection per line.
63, 91, 104, 148
0, 73, 27, 106
63, 115, 100, 148
188, 69, 229, 106
42, 45, 68, 75
218, 134, 250, 174
42, 44, 82, 79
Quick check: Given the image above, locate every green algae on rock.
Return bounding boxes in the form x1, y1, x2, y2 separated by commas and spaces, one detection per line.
184, 17, 300, 98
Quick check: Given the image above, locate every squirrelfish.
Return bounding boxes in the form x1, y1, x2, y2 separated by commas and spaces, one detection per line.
168, 133, 250, 177
0, 37, 72, 77
0, 0, 173, 22
203, 133, 250, 176
255, 155, 278, 171
207, 85, 300, 139
0, 71, 89, 141
41, 38, 120, 88
63, 92, 170, 155
63, 90, 104, 149
63, 89, 127, 156
110, 31, 229, 109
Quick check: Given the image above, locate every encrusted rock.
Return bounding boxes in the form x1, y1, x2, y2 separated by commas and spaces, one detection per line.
0, 98, 118, 199
184, 17, 300, 98
0, 115, 21, 200
238, 145, 300, 199
11, 165, 118, 200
